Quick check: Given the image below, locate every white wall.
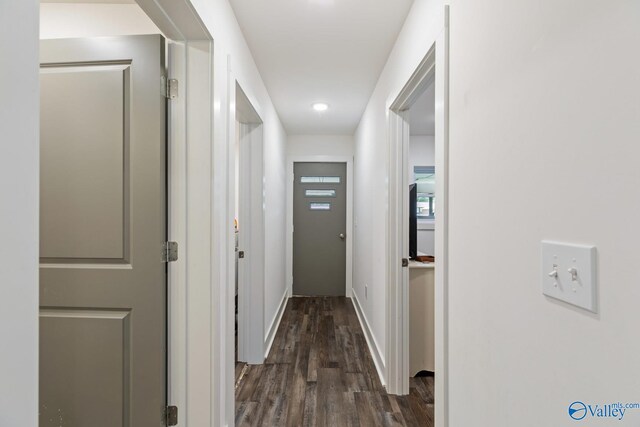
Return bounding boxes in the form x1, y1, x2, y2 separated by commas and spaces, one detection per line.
353, 0, 445, 381
410, 135, 436, 255
0, 1, 39, 426
448, 1, 640, 425
409, 135, 435, 174
40, 3, 160, 39
287, 134, 354, 158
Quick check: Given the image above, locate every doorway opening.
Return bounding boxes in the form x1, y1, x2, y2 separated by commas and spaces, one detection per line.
38, 1, 214, 425
292, 162, 348, 296
234, 83, 266, 367
387, 8, 449, 426
407, 77, 436, 394
286, 155, 354, 299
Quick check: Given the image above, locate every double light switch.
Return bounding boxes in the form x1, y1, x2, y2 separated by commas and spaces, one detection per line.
541, 241, 597, 312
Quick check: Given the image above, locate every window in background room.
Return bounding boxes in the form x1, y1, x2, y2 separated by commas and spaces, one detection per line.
414, 166, 435, 220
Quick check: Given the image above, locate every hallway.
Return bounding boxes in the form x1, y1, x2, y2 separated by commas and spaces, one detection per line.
235, 297, 434, 426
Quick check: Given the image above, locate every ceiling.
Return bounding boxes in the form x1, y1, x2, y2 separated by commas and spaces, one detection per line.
410, 80, 435, 135
229, 0, 414, 135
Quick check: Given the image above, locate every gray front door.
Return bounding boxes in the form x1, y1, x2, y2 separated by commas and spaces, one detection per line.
39, 35, 167, 426
293, 162, 347, 296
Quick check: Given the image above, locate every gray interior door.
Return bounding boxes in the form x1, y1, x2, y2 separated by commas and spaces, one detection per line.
39, 35, 167, 427
293, 162, 347, 296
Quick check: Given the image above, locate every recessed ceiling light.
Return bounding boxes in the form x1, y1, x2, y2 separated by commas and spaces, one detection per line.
312, 103, 329, 112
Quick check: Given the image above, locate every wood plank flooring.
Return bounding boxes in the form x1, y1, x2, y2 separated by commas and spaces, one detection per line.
235, 297, 434, 426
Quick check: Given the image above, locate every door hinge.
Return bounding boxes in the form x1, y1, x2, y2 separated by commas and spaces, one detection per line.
238, 250, 245, 259
401, 258, 409, 267
165, 405, 178, 426
162, 76, 179, 99
162, 241, 178, 262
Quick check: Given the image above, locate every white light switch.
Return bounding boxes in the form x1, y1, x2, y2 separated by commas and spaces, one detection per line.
541, 241, 597, 312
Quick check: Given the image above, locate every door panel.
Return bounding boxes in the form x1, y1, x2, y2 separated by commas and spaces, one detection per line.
40, 309, 131, 427
39, 35, 166, 427
40, 64, 128, 260
293, 162, 347, 296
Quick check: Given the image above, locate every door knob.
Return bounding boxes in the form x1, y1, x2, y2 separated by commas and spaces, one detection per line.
339, 233, 345, 240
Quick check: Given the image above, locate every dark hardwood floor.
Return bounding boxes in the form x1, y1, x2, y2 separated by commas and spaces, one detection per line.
235, 296, 434, 426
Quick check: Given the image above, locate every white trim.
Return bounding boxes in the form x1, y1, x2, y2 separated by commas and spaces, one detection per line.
434, 9, 451, 426
386, 8, 450, 427
264, 288, 289, 358
213, 49, 233, 427
386, 105, 411, 395
166, 40, 187, 426
350, 293, 386, 386
286, 155, 354, 298
136, 0, 210, 41
187, 40, 216, 427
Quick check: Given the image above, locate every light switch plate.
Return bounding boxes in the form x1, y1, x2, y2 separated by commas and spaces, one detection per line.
541, 241, 597, 312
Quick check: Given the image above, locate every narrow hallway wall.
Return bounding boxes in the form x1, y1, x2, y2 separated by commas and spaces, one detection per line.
353, 0, 446, 384
186, 0, 289, 424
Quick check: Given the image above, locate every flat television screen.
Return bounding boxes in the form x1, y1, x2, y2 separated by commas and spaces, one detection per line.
409, 184, 417, 260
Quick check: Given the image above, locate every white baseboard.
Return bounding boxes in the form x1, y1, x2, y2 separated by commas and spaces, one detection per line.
264, 288, 289, 358
350, 291, 386, 386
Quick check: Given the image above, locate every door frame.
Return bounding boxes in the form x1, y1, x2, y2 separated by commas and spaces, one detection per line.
386, 6, 450, 427
230, 80, 266, 365
133, 1, 215, 425
286, 156, 354, 298
25, 0, 217, 424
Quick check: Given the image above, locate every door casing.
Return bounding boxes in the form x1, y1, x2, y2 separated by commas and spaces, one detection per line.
386, 6, 450, 427
233, 81, 266, 365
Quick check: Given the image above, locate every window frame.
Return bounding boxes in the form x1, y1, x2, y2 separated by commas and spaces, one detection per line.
414, 165, 435, 220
